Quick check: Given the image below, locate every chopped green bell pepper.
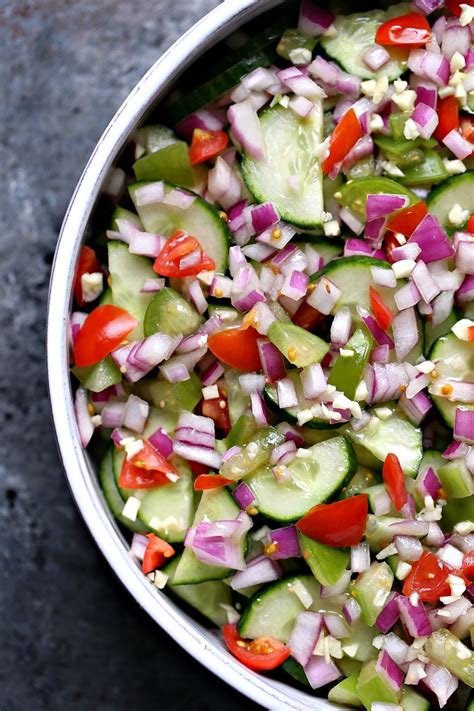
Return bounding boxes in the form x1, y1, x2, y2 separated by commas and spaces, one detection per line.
328, 328, 372, 399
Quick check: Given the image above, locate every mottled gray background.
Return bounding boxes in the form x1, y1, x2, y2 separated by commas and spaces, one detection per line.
0, 1, 260, 708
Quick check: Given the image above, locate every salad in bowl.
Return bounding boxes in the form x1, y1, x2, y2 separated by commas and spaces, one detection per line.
66, 0, 474, 707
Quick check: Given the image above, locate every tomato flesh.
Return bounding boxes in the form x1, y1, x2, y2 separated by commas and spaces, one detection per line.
189, 129, 229, 165
292, 301, 325, 332
119, 440, 178, 489
201, 388, 232, 435
434, 96, 459, 142
154, 230, 215, 278
462, 551, 474, 580
382, 453, 408, 511
446, 0, 474, 16
403, 551, 452, 602
142, 533, 175, 574
386, 201, 428, 237
73, 304, 138, 367
208, 326, 262, 372
296, 495, 369, 547
369, 286, 394, 331
223, 624, 291, 671
376, 13, 431, 46
322, 109, 362, 176
194, 474, 234, 491
74, 246, 101, 307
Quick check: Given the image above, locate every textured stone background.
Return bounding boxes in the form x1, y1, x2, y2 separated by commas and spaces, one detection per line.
0, 1, 260, 708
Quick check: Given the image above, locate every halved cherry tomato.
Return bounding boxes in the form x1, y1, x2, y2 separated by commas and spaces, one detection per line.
369, 286, 394, 331
153, 230, 215, 278
434, 96, 459, 142
189, 129, 229, 165
194, 474, 234, 491
201, 388, 232, 435
461, 115, 474, 144
74, 246, 101, 307
403, 551, 452, 602
446, 0, 473, 16
73, 304, 138, 367
119, 440, 178, 489
462, 551, 474, 580
382, 453, 408, 511
376, 13, 431, 46
468, 325, 474, 342
386, 201, 428, 237
142, 533, 175, 574
322, 109, 362, 176
208, 326, 262, 372
223, 624, 291, 671
188, 460, 209, 476
292, 301, 325, 332
468, 215, 474, 234
296, 495, 369, 547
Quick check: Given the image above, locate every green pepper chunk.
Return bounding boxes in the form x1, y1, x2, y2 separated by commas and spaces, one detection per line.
134, 141, 195, 186
328, 328, 372, 400
357, 659, 401, 709
225, 413, 258, 448
144, 287, 203, 338
400, 149, 448, 187
267, 322, 329, 368
425, 629, 474, 688
298, 532, 350, 586
72, 356, 122, 393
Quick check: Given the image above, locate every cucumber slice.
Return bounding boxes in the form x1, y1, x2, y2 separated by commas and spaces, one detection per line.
246, 436, 357, 522
225, 413, 258, 448
438, 458, 473, 499
365, 514, 411, 552
352, 562, 394, 626
72, 356, 122, 393
341, 622, 379, 663
220, 427, 285, 480
241, 103, 324, 229
135, 375, 202, 423
298, 532, 350, 586
427, 171, 474, 230
107, 241, 155, 339
267, 321, 329, 367
238, 574, 325, 642
99, 449, 148, 534
424, 308, 459, 355
172, 489, 243, 585
429, 332, 474, 427
328, 675, 361, 707
143, 287, 203, 338
135, 124, 178, 155
338, 658, 363, 678
441, 495, 474, 532
344, 407, 422, 477
129, 182, 229, 274
339, 177, 418, 222
164, 556, 232, 626
342, 466, 382, 498
224, 368, 250, 426
320, 4, 411, 80
264, 370, 341, 430
402, 687, 430, 711
110, 206, 142, 231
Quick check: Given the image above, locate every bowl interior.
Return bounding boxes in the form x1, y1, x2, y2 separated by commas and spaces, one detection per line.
48, 1, 342, 708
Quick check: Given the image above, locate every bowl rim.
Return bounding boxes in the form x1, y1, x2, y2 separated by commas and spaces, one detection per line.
47, 2, 338, 708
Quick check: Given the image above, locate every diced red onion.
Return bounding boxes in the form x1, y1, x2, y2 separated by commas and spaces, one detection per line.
257, 221, 296, 251
383, 634, 410, 667
228, 99, 266, 162
298, 0, 334, 37
359, 307, 394, 348
411, 102, 439, 140
366, 194, 409, 221
363, 44, 390, 71
141, 277, 165, 294
394, 282, 421, 311
423, 664, 459, 709
351, 542, 371, 573
389, 520, 429, 537
416, 466, 441, 500
304, 655, 341, 690
134, 181, 165, 207
75, 387, 94, 447
340, 207, 364, 235
343, 597, 361, 626
344, 238, 373, 257
122, 394, 149, 434
300, 363, 327, 400
371, 266, 397, 288
373, 487, 392, 515
148, 427, 173, 458
424, 522, 444, 548
276, 422, 305, 447
250, 391, 269, 427
232, 482, 256, 510
231, 554, 281, 590
330, 307, 351, 347
276, 378, 298, 409
176, 108, 226, 141
399, 391, 432, 425
270, 440, 297, 466
437, 543, 465, 569
268, 526, 301, 560
187, 280, 208, 315
456, 240, 474, 275
376, 593, 402, 634
307, 277, 341, 315
442, 22, 471, 60
443, 440, 469, 459
288, 611, 323, 667
409, 214, 453, 263
244, 202, 280, 236
408, 49, 449, 86
281, 270, 309, 302
454, 408, 474, 444
258, 340, 286, 382
376, 650, 405, 692
432, 291, 455, 327
163, 189, 196, 210
456, 274, 474, 305
201, 360, 225, 387
392, 307, 419, 360
324, 612, 349, 639
370, 344, 390, 364
250, 302, 276, 336
289, 95, 315, 118
176, 411, 215, 436
394, 536, 423, 563
174, 441, 222, 469
130, 532, 148, 561
413, 78, 438, 109
185, 511, 252, 570
397, 595, 432, 637
443, 129, 474, 160
238, 373, 266, 395
101, 401, 126, 428
411, 260, 440, 303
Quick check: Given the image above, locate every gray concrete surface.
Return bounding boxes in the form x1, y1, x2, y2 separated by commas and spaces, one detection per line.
0, 2, 260, 708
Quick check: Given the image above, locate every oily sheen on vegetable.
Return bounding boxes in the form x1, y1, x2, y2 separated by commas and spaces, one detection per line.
71, 1, 474, 707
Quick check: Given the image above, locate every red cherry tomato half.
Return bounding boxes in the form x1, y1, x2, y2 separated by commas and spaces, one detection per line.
223, 624, 291, 671
292, 301, 325, 332
193, 474, 234, 491
73, 304, 138, 367
201, 388, 232, 435
386, 201, 428, 237
403, 551, 452, 602
142, 533, 175, 574
382, 453, 408, 511
208, 326, 262, 372
322, 109, 362, 176
296, 495, 369, 548
462, 551, 474, 580
445, 0, 474, 16
369, 286, 394, 331
468, 215, 474, 234
119, 440, 178, 489
434, 96, 459, 142
376, 13, 431, 46
189, 129, 229, 165
74, 246, 101, 307
153, 230, 215, 278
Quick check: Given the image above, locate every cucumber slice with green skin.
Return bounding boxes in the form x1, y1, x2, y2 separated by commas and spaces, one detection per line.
224, 368, 250, 426
99, 449, 148, 534
419, 449, 444, 473
424, 308, 459, 355
328, 329, 373, 400
220, 427, 285, 481
399, 149, 448, 187
320, 4, 411, 80
282, 658, 311, 688
238, 574, 339, 642
425, 629, 474, 687
344, 407, 422, 478
225, 413, 258, 449
328, 675, 361, 707
441, 495, 474, 532
135, 374, 202, 422
342, 622, 379, 663
143, 287, 203, 338
438, 458, 473, 499
338, 658, 363, 678
263, 371, 342, 430
172, 489, 243, 585
427, 171, 474, 230
363, 484, 397, 515
246, 436, 357, 522
71, 356, 122, 393
356, 658, 401, 709
402, 687, 430, 711
133, 141, 207, 190
207, 304, 242, 327
276, 29, 317, 62
339, 177, 418, 222
110, 206, 142, 231
429, 332, 474, 427
298, 532, 349, 586
99, 288, 113, 306
298, 427, 340, 446
241, 103, 324, 230
163, 556, 232, 627
267, 321, 329, 368
135, 124, 177, 155
365, 514, 413, 552
352, 562, 394, 627
342, 466, 382, 498
107, 241, 155, 339
129, 181, 229, 274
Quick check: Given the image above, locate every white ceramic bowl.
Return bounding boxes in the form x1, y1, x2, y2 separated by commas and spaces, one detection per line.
47, 1, 341, 707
